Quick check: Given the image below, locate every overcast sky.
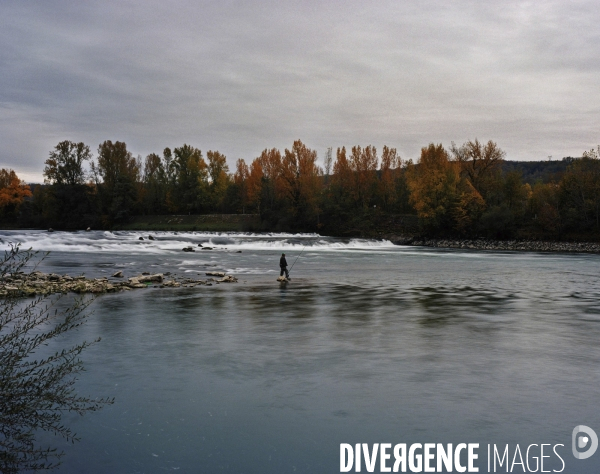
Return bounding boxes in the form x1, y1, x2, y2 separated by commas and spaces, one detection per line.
1, 1, 599, 182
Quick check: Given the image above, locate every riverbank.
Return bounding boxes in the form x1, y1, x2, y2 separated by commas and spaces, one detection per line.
387, 235, 600, 253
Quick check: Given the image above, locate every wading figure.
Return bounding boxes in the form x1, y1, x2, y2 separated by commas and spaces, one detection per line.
279, 253, 290, 279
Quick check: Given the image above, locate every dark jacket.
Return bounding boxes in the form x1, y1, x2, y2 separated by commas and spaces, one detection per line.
280, 256, 288, 268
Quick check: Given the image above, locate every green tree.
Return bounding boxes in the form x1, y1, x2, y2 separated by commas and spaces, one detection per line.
0, 246, 112, 472
171, 144, 207, 213
560, 147, 600, 232
478, 171, 531, 239
43, 141, 91, 186
91, 141, 141, 224
142, 153, 167, 215
529, 182, 562, 236
42, 141, 98, 229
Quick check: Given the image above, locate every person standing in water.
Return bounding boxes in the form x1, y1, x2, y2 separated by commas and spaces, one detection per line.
279, 253, 290, 279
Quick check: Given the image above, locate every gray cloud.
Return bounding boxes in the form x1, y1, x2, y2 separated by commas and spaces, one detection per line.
1, 0, 599, 182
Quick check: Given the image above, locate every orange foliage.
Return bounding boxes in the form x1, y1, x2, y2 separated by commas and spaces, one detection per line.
247, 159, 264, 209
0, 169, 32, 216
255, 148, 282, 209
407, 144, 484, 233
234, 159, 250, 211
349, 145, 378, 208
281, 140, 321, 217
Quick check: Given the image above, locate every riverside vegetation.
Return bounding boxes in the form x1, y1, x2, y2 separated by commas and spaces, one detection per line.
0, 246, 113, 472
2, 139, 600, 244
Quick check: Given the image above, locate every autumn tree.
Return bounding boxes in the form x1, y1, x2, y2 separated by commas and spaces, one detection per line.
451, 139, 505, 201
328, 147, 353, 209
206, 150, 230, 211
247, 158, 264, 212
255, 148, 283, 213
233, 159, 250, 213
378, 146, 400, 210
281, 140, 321, 226
407, 143, 484, 234
349, 145, 378, 209
0, 169, 32, 221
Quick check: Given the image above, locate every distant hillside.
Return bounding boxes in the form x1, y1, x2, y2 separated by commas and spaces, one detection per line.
502, 158, 577, 184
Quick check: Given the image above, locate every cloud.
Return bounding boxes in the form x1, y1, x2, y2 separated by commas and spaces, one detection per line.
1, 0, 599, 181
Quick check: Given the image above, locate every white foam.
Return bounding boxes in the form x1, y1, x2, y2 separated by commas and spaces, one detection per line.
0, 230, 395, 254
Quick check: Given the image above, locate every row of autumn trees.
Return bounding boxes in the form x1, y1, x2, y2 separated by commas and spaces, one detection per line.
2, 138, 600, 239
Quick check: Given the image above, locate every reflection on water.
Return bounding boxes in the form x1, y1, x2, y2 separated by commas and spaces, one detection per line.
3, 231, 600, 473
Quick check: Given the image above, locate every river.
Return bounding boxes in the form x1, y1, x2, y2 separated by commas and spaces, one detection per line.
2, 230, 599, 473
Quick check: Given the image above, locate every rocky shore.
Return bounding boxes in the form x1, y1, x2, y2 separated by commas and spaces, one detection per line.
0, 270, 238, 298
389, 235, 600, 253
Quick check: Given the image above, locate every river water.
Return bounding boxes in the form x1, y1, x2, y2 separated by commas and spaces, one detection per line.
2, 230, 600, 473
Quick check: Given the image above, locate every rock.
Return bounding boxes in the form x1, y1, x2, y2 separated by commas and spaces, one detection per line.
86, 227, 91, 231
205, 272, 226, 277
198, 243, 203, 247
148, 235, 155, 240
202, 247, 213, 250
0, 267, 237, 297
397, 237, 600, 254
48, 228, 54, 232
276, 276, 288, 282
236, 250, 242, 253
218, 275, 238, 283
137, 274, 163, 283
182, 246, 195, 252
139, 236, 144, 240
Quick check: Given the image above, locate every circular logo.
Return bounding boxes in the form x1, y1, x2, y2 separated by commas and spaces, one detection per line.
572, 426, 598, 460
